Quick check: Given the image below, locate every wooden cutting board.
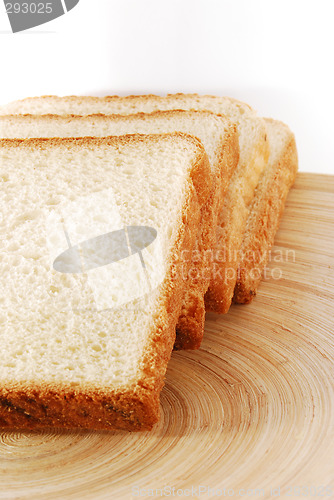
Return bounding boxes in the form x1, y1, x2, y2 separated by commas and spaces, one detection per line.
1, 173, 333, 500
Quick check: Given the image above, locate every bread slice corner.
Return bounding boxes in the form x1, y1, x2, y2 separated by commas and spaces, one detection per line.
0, 133, 210, 431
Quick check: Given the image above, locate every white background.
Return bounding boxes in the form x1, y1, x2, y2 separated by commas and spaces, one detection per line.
0, 0, 333, 174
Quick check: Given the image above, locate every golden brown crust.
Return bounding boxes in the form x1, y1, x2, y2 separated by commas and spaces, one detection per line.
0, 134, 210, 431
0, 383, 157, 431
1, 93, 254, 112
218, 123, 240, 199
174, 123, 239, 349
1, 108, 230, 124
233, 123, 298, 304
175, 296, 204, 350
205, 130, 269, 314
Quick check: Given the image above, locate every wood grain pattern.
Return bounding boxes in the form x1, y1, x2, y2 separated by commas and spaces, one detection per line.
0, 173, 333, 500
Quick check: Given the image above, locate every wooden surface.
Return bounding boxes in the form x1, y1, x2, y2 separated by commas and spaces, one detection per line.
0, 173, 333, 500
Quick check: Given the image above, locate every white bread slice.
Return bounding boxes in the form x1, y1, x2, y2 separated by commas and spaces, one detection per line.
233, 118, 298, 303
0, 110, 239, 349
0, 133, 211, 431
1, 94, 269, 313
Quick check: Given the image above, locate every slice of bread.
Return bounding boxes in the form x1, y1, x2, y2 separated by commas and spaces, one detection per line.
1, 94, 269, 313
0, 110, 239, 349
0, 133, 211, 431
233, 118, 298, 303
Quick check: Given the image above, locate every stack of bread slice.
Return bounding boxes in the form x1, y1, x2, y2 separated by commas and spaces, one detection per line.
0, 94, 298, 431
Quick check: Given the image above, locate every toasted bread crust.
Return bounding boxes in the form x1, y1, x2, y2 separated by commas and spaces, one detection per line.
0, 93, 254, 115
175, 123, 239, 349
0, 134, 210, 431
233, 122, 298, 304
205, 129, 269, 313
1, 108, 230, 126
